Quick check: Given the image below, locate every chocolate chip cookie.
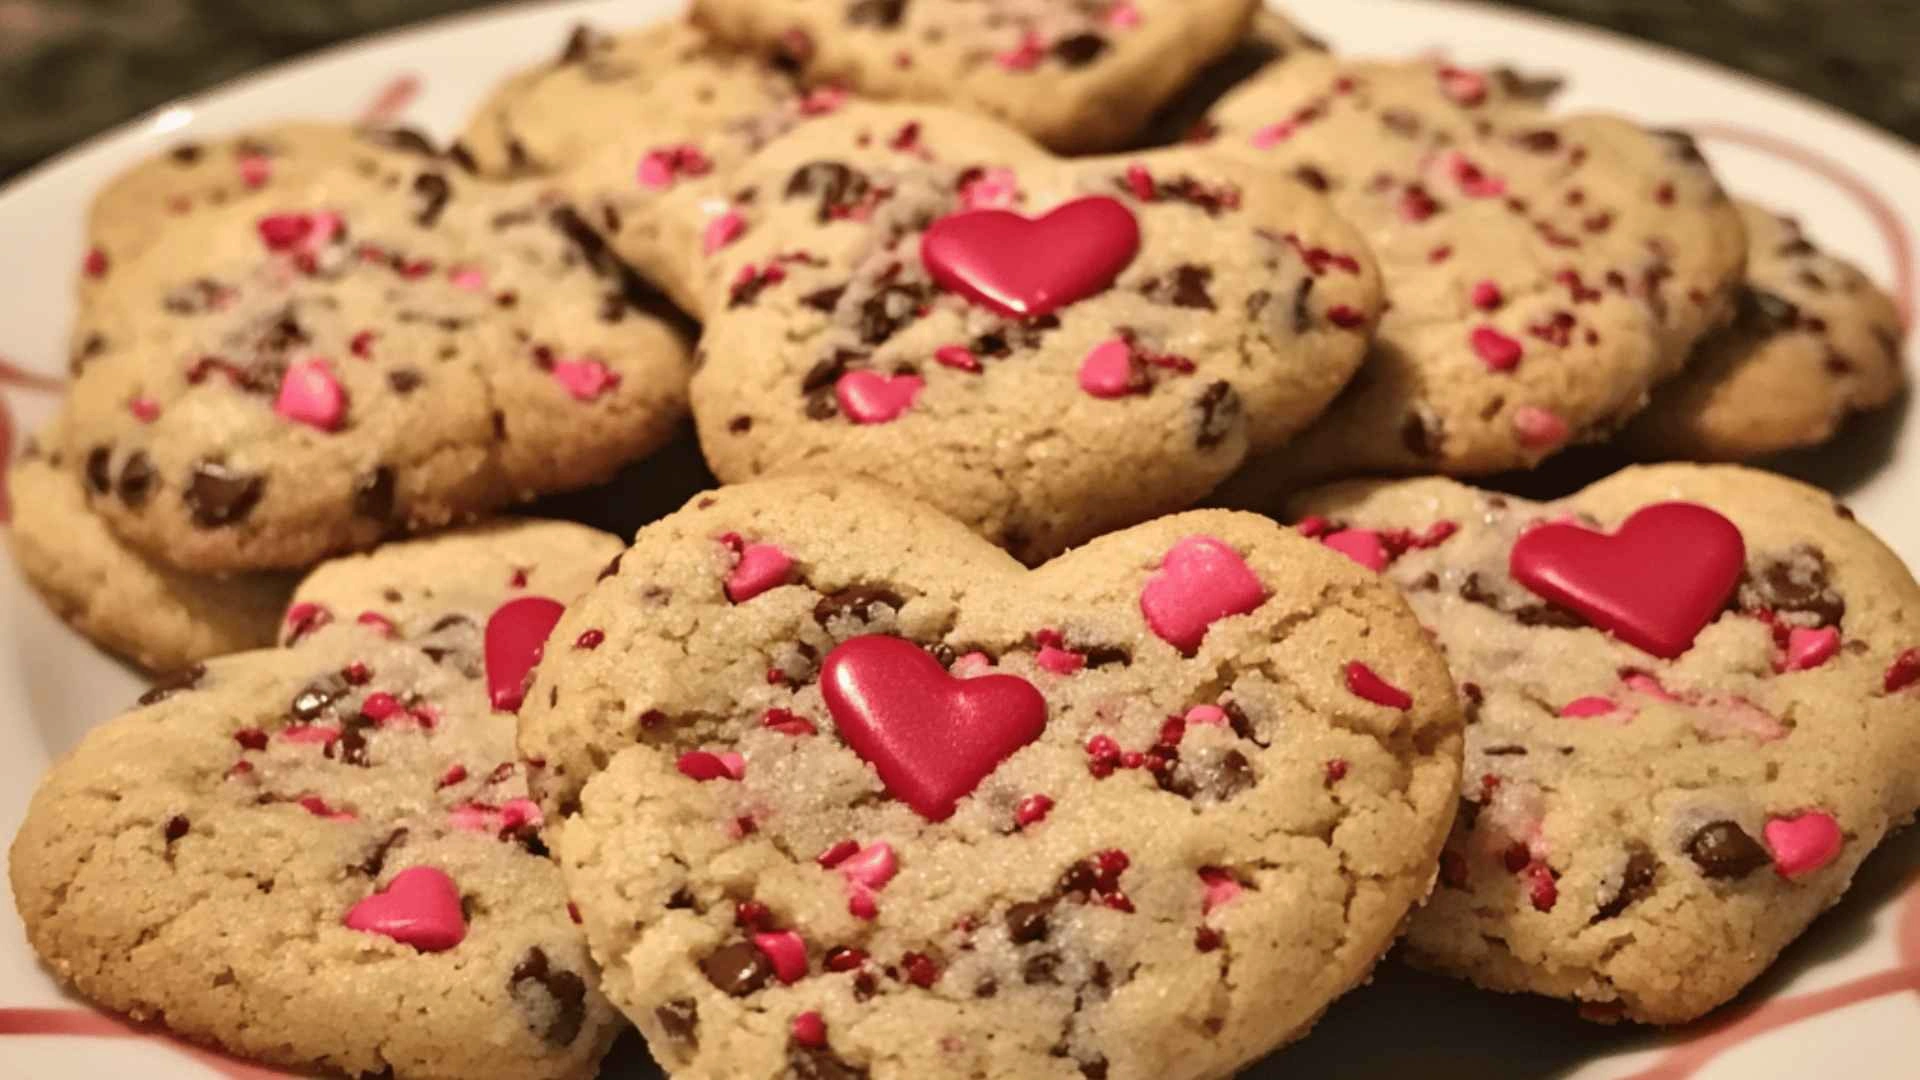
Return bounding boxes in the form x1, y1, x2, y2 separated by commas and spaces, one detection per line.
520, 474, 1464, 1078
1290, 465, 1920, 1023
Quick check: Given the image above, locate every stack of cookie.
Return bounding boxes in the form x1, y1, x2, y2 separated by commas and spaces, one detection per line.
7, 4, 1917, 1078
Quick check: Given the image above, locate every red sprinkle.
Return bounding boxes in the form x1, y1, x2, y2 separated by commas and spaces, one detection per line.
1326, 304, 1367, 329
791, 1011, 827, 1049
233, 729, 269, 751
1470, 280, 1504, 311
1085, 734, 1123, 777
824, 947, 867, 973
1125, 163, 1156, 200
574, 629, 605, 650
438, 764, 468, 788
901, 951, 941, 988
1885, 648, 1920, 693
1014, 794, 1055, 828
1344, 661, 1413, 710
1325, 759, 1350, 785
83, 247, 110, 278
734, 900, 773, 930
1525, 862, 1558, 912
817, 840, 860, 868
342, 661, 372, 686
1471, 326, 1524, 371
360, 692, 404, 723
762, 708, 818, 736
934, 344, 981, 373
677, 750, 747, 782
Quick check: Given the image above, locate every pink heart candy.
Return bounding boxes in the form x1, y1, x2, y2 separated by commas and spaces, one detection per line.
551, 358, 619, 402
1076, 338, 1141, 398
484, 596, 565, 712
1140, 536, 1268, 655
839, 842, 898, 890
921, 196, 1140, 318
274, 359, 347, 432
344, 866, 467, 952
1782, 626, 1841, 672
726, 543, 795, 603
1321, 528, 1389, 572
1763, 811, 1843, 879
835, 371, 924, 424
1199, 868, 1243, 914
752, 930, 808, 984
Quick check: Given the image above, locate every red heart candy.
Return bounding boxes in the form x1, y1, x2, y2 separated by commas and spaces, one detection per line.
920, 195, 1140, 318
343, 866, 466, 952
1509, 502, 1745, 659
821, 635, 1047, 821
485, 595, 566, 712
1140, 536, 1268, 655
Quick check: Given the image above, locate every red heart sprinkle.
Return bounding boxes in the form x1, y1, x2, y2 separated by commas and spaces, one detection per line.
676, 750, 746, 781
1509, 502, 1745, 659
1077, 338, 1142, 398
1199, 868, 1243, 914
753, 930, 808, 983
1471, 326, 1523, 371
1764, 811, 1842, 878
1140, 536, 1267, 655
1321, 528, 1389, 572
726, 543, 795, 603
791, 1011, 827, 1048
484, 596, 565, 712
921, 196, 1140, 318
551, 358, 620, 402
822, 635, 1047, 821
1886, 648, 1920, 693
343, 866, 466, 952
1781, 626, 1840, 672
274, 359, 347, 432
835, 370, 924, 424
1344, 661, 1412, 710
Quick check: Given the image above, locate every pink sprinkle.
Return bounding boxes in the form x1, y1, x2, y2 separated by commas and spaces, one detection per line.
1782, 626, 1841, 672
817, 840, 859, 868
1014, 794, 1054, 828
274, 358, 347, 431
725, 542, 795, 603
1250, 121, 1296, 150
1326, 304, 1367, 329
677, 750, 746, 782
1471, 326, 1523, 371
1344, 661, 1412, 710
1104, 2, 1142, 29
762, 708, 817, 736
1512, 405, 1569, 448
500, 798, 543, 832
448, 266, 487, 291
449, 803, 501, 833
959, 167, 1019, 210
256, 212, 314, 252
356, 611, 397, 638
637, 151, 676, 189
1322, 528, 1389, 572
1184, 704, 1227, 727
951, 651, 994, 677
1037, 645, 1086, 675
753, 931, 809, 984
438, 764, 468, 788
1442, 151, 1507, 198
550, 358, 620, 401
703, 210, 746, 254
1125, 163, 1156, 200
281, 724, 341, 746
298, 795, 355, 821
83, 247, 109, 278
791, 1011, 827, 1048
797, 86, 848, 116
934, 344, 981, 373
1764, 811, 1843, 878
237, 153, 272, 188
1296, 515, 1330, 538
128, 397, 160, 423
1400, 186, 1440, 223
1077, 338, 1140, 399
361, 692, 404, 724
1199, 868, 1243, 914
1696, 696, 1788, 743
1623, 671, 1682, 702
1559, 696, 1617, 718
840, 843, 898, 890
997, 31, 1046, 71
1439, 65, 1489, 107
1470, 280, 1504, 311
835, 370, 924, 424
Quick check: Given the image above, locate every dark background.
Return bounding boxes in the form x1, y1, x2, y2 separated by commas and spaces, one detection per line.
1, 0, 1917, 181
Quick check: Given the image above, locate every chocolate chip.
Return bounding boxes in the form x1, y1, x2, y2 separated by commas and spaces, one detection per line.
1245, 289, 1272, 321
1082, 644, 1131, 668
138, 664, 207, 706
786, 161, 871, 223
117, 452, 154, 508
1208, 749, 1254, 800
1079, 1057, 1110, 1080
1739, 286, 1800, 335
360, 126, 438, 156
509, 946, 588, 1046
802, 285, 847, 313
1295, 164, 1330, 191
359, 828, 408, 876
1052, 33, 1108, 67
1654, 128, 1706, 165
771, 28, 817, 74
1401, 412, 1438, 458
790, 1046, 869, 1080
974, 977, 999, 998
1738, 547, 1845, 627
1004, 900, 1053, 944
1381, 109, 1422, 137
1493, 66, 1566, 102
597, 552, 624, 582
1514, 602, 1586, 629
446, 140, 479, 173
387, 369, 422, 394
410, 172, 453, 227
1144, 264, 1215, 310
813, 585, 905, 626
858, 284, 926, 346
1192, 381, 1240, 448
164, 815, 190, 843
802, 350, 857, 394
1290, 277, 1316, 335
186, 460, 263, 528
558, 23, 598, 63
847, 0, 907, 29
654, 998, 699, 1049
290, 674, 349, 723
169, 142, 203, 164
701, 941, 774, 996
85, 446, 113, 495
1593, 845, 1657, 921
1513, 129, 1562, 154
1686, 820, 1771, 879
1022, 952, 1061, 985
354, 466, 397, 522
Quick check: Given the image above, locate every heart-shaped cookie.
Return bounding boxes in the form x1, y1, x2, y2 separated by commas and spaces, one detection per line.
10, 519, 625, 1078
520, 475, 1462, 1079
573, 101, 1381, 562
1290, 464, 1920, 1023
1203, 52, 1746, 495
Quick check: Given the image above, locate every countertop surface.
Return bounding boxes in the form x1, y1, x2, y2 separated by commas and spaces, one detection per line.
2, 0, 1917, 180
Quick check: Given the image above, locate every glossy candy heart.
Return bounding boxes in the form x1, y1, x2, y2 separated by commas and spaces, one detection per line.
343, 866, 467, 952
274, 358, 347, 432
485, 595, 566, 712
1139, 536, 1268, 655
835, 371, 924, 424
920, 195, 1140, 318
1509, 502, 1745, 659
821, 635, 1047, 821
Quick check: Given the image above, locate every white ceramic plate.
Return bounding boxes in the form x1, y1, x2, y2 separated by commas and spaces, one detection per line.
2, 1, 1916, 1076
